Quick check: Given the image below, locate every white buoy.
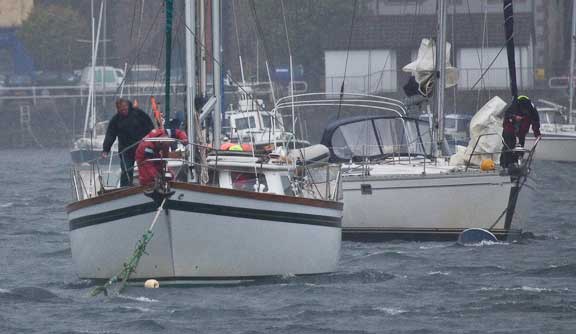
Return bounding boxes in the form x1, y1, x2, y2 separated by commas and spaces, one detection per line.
144, 279, 159, 289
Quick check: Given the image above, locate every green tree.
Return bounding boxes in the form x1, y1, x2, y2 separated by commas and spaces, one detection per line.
19, 4, 90, 70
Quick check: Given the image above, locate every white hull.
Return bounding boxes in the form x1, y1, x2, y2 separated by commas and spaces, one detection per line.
524, 135, 576, 162
341, 172, 522, 240
68, 183, 342, 280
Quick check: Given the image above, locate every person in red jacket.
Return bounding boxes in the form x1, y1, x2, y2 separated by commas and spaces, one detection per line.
500, 95, 542, 168
135, 122, 188, 186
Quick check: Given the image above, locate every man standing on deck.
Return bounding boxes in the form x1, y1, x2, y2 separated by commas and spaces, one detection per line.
101, 98, 154, 186
500, 95, 542, 168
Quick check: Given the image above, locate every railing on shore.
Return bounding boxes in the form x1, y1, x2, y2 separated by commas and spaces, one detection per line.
0, 83, 187, 105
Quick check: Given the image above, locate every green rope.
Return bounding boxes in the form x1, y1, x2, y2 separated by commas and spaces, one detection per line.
90, 230, 155, 296
91, 197, 167, 297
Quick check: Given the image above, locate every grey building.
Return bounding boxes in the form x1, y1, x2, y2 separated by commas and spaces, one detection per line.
323, 0, 538, 95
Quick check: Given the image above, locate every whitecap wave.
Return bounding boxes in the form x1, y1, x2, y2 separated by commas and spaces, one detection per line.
119, 295, 159, 303
120, 305, 152, 312
480, 286, 554, 293
427, 271, 450, 276
418, 244, 447, 250
0, 202, 13, 208
463, 240, 508, 247
373, 306, 407, 315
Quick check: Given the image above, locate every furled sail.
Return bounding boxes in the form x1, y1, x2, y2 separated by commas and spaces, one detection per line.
450, 96, 507, 166
402, 38, 458, 97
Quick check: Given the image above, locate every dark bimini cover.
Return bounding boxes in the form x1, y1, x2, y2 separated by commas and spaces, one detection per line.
320, 115, 433, 163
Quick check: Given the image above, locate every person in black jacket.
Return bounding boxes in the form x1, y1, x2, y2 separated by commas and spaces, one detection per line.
101, 98, 154, 186
500, 95, 542, 168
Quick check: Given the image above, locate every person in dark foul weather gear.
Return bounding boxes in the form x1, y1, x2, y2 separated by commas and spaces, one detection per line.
500, 95, 541, 168
102, 98, 154, 186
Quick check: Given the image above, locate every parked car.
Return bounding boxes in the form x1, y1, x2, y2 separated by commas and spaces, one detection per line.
79, 66, 125, 93
125, 64, 161, 87
6, 74, 34, 96
34, 70, 79, 86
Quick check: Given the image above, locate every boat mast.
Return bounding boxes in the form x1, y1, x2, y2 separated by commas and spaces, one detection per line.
212, 0, 222, 148
569, 0, 576, 124
83, 0, 104, 139
200, 0, 207, 96
164, 0, 174, 121
185, 0, 196, 168
503, 0, 518, 99
434, 0, 447, 158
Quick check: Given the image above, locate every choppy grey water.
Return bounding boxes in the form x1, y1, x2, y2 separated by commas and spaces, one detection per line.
1, 148, 575, 334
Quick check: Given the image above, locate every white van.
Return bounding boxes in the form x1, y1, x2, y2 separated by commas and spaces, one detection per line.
125, 64, 161, 87
80, 66, 125, 93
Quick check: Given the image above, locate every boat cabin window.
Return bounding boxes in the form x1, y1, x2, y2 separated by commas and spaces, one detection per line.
262, 115, 272, 129
458, 118, 471, 132
280, 176, 294, 196
235, 116, 257, 130
445, 118, 457, 130
326, 117, 432, 161
231, 172, 268, 192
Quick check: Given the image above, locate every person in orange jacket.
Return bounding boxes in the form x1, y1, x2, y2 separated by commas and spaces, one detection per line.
135, 121, 188, 186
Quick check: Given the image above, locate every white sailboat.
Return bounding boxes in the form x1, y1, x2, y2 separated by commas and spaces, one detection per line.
287, 0, 538, 241
523, 1, 576, 162
67, 0, 342, 283
523, 99, 576, 162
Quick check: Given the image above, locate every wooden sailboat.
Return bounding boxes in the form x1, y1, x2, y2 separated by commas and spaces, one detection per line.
67, 0, 342, 283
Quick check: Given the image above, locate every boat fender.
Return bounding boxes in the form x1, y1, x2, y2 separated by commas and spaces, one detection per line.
288, 144, 330, 164
480, 159, 495, 171
144, 279, 159, 288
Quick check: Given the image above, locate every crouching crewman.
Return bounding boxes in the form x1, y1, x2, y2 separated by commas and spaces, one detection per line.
135, 122, 188, 186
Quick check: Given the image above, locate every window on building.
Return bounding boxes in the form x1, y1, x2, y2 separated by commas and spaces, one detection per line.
457, 47, 533, 89
325, 49, 397, 94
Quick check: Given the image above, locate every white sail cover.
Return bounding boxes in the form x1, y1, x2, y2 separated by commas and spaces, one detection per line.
450, 96, 507, 166
403, 38, 458, 90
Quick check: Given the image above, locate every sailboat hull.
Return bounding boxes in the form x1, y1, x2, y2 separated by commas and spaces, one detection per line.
67, 183, 342, 280
524, 135, 576, 162
341, 172, 523, 241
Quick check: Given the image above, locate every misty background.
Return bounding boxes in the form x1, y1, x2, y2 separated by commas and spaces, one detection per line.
0, 0, 572, 147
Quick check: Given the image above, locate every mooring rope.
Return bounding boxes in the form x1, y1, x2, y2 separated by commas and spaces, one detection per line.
90, 197, 167, 297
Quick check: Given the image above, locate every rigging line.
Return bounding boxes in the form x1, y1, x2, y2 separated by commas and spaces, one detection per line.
279, 0, 297, 147
469, 45, 507, 91
477, 0, 489, 109
336, 0, 359, 121
465, 0, 487, 93
279, 0, 292, 54
248, 0, 277, 80
128, 0, 139, 43
112, 4, 164, 99
232, 0, 246, 84
179, 13, 266, 112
